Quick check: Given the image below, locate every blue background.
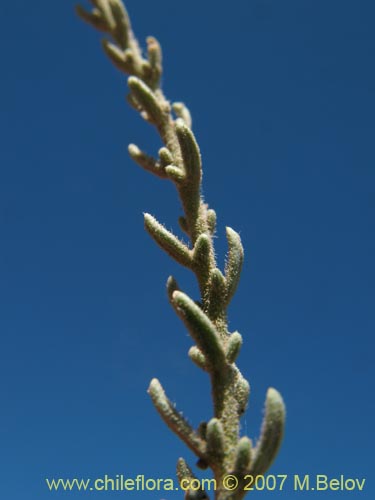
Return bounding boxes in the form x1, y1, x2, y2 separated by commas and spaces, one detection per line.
0, 0, 374, 498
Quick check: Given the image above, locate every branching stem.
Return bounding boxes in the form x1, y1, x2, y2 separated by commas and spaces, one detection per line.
76, 2, 285, 498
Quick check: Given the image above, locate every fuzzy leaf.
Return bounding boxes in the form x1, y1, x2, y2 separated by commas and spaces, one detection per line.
176, 457, 192, 483
207, 209, 217, 235
226, 331, 243, 364
206, 418, 225, 462
75, 5, 108, 32
175, 119, 201, 186
250, 388, 286, 476
165, 165, 186, 183
158, 147, 174, 167
141, 60, 152, 79
102, 40, 132, 73
144, 213, 192, 267
108, 0, 131, 49
192, 234, 212, 276
188, 346, 208, 371
128, 144, 165, 177
171, 291, 226, 370
234, 376, 250, 416
93, 0, 116, 30
233, 436, 253, 474
128, 76, 165, 124
148, 379, 206, 457
225, 227, 244, 304
176, 458, 209, 500
146, 36, 162, 86
207, 268, 227, 318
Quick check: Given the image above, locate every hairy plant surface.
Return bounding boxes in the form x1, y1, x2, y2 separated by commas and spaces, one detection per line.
77, 2, 286, 498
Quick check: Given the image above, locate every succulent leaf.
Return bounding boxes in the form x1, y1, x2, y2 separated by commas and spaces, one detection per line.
148, 379, 206, 457
226, 331, 243, 364
225, 227, 244, 304
171, 291, 226, 370
250, 388, 286, 476
144, 213, 192, 267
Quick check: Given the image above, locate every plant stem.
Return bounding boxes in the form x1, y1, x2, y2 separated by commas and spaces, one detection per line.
76, 2, 286, 498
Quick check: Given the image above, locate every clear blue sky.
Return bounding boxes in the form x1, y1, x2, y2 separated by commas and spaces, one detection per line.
0, 1, 374, 498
